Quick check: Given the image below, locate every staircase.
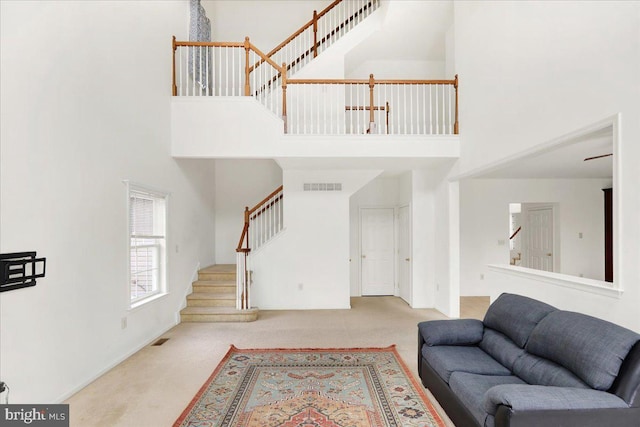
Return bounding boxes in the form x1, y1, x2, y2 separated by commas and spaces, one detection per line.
180, 264, 258, 322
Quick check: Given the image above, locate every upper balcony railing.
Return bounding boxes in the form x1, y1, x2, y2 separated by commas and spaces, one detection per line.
172, 36, 459, 136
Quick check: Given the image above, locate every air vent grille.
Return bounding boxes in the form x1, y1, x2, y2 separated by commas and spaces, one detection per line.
303, 183, 342, 192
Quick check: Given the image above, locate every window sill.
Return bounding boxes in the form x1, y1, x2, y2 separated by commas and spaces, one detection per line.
129, 292, 169, 311
487, 264, 623, 299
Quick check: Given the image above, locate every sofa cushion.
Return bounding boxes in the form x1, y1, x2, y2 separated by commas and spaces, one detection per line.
526, 311, 640, 390
449, 372, 526, 427
419, 319, 484, 346
484, 384, 629, 415
479, 328, 526, 371
513, 352, 589, 388
422, 345, 511, 383
483, 293, 557, 348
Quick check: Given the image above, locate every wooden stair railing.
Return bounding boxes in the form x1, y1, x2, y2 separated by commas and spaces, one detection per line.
171, 36, 282, 96
235, 185, 284, 310
249, 0, 379, 95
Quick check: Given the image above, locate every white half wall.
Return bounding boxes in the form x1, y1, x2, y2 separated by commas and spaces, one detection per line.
0, 1, 216, 403
214, 160, 283, 264
250, 169, 381, 309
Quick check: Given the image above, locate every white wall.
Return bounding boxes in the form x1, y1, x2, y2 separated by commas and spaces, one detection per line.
0, 1, 216, 403
347, 60, 446, 80
454, 1, 640, 331
214, 160, 282, 264
461, 178, 612, 296
204, 0, 328, 51
250, 169, 380, 309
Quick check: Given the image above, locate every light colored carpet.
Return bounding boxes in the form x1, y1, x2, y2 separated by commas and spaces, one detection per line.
65, 296, 488, 426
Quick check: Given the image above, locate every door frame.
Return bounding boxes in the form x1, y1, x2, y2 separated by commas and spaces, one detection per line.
521, 203, 561, 273
396, 204, 412, 305
359, 206, 397, 296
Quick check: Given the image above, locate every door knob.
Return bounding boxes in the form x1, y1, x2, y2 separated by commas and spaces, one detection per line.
547, 253, 552, 256
405, 258, 410, 261
362, 255, 366, 258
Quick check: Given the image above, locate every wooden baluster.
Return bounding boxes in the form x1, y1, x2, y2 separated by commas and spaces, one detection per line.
282, 63, 288, 133
386, 101, 390, 134
244, 37, 251, 96
313, 10, 318, 58
454, 74, 459, 135
368, 74, 375, 133
244, 207, 250, 249
172, 36, 177, 96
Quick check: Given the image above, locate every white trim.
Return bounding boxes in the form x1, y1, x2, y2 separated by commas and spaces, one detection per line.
53, 321, 176, 403
396, 204, 412, 305
450, 114, 622, 290
124, 180, 170, 309
129, 292, 169, 311
488, 264, 623, 298
359, 206, 396, 296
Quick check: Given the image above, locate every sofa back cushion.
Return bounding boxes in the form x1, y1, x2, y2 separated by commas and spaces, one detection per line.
483, 293, 557, 348
526, 311, 640, 391
513, 352, 589, 388
479, 328, 525, 371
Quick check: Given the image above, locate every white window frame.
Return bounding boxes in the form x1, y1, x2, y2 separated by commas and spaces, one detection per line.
125, 181, 169, 309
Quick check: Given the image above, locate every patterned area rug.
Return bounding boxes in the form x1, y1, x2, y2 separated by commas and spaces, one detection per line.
173, 345, 445, 427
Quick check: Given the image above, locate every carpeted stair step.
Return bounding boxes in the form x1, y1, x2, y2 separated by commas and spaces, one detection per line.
186, 291, 236, 307
192, 280, 236, 293
198, 264, 236, 281
180, 306, 259, 323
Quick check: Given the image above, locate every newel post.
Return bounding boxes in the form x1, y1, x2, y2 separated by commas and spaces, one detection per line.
244, 206, 250, 248
282, 62, 288, 134
244, 37, 251, 96
454, 74, 459, 135
172, 36, 177, 96
368, 74, 375, 133
313, 10, 318, 58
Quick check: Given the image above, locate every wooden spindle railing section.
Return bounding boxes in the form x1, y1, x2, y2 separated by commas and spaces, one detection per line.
172, 35, 460, 135
249, 0, 379, 81
235, 186, 284, 310
236, 185, 285, 254
282, 75, 459, 135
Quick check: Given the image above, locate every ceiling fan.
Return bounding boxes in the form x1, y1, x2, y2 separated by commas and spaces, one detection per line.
584, 153, 613, 162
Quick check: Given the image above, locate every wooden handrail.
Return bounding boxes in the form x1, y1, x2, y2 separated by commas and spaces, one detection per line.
236, 185, 284, 253
286, 78, 456, 85
250, 0, 343, 72
174, 40, 245, 48
249, 185, 284, 215
510, 226, 522, 240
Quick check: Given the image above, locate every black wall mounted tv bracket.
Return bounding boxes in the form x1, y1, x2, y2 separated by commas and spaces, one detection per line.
0, 252, 46, 292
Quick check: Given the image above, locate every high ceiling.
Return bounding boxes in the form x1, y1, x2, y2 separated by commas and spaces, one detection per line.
472, 126, 614, 180
346, 0, 453, 66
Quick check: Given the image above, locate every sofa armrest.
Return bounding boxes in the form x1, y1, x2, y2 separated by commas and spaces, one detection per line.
418, 319, 484, 347
484, 384, 629, 415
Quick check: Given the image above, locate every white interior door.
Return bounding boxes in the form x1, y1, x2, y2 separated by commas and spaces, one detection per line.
526, 207, 554, 271
361, 208, 395, 295
398, 205, 411, 303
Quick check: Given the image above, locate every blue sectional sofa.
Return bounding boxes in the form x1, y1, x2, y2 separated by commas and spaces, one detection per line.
418, 293, 640, 427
